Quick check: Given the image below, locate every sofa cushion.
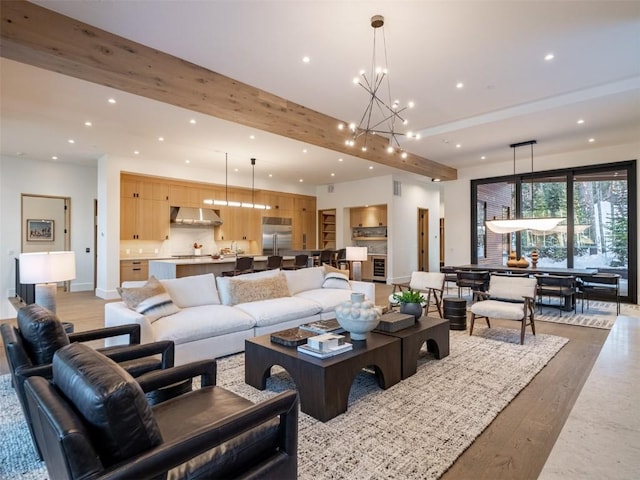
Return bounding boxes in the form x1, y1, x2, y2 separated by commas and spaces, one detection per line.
151, 305, 255, 345
160, 273, 221, 307
216, 269, 281, 306
295, 288, 356, 313
53, 343, 162, 467
471, 299, 526, 320
227, 272, 290, 305
17, 304, 70, 365
283, 266, 325, 295
235, 297, 321, 327
118, 276, 180, 322
322, 272, 351, 289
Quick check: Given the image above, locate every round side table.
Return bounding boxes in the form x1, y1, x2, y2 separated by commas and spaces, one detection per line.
443, 298, 467, 331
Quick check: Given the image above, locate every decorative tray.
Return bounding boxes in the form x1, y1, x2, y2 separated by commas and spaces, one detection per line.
270, 328, 316, 347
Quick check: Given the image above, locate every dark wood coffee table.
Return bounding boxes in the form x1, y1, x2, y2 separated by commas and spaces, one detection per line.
245, 332, 401, 422
374, 316, 450, 379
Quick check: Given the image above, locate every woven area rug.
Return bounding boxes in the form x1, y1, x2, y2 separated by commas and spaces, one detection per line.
536, 301, 640, 330
0, 326, 568, 480
1, 327, 568, 480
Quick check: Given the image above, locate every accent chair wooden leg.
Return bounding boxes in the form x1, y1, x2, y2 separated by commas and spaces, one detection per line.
520, 320, 526, 345
469, 312, 475, 335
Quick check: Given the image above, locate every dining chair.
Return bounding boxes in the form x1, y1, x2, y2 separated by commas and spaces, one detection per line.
221, 256, 255, 276
284, 254, 308, 270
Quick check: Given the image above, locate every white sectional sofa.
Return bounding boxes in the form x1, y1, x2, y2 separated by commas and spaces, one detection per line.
105, 267, 375, 365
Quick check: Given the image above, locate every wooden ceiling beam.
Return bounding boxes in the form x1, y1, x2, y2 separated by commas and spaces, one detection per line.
1, 0, 457, 180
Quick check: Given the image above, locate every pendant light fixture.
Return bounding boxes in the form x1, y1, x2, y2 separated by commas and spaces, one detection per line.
338, 15, 419, 158
205, 153, 270, 209
485, 140, 564, 234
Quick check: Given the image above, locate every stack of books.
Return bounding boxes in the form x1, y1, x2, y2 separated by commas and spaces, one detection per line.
299, 319, 345, 335
297, 333, 353, 358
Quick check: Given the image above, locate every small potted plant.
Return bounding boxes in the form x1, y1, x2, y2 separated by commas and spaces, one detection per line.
392, 289, 425, 321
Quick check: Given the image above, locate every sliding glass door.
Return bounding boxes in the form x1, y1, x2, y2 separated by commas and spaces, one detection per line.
471, 160, 636, 303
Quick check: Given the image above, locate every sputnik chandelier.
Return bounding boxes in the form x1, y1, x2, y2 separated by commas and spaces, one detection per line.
338, 15, 419, 158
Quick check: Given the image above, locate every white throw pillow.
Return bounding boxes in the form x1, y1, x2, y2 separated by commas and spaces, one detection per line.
322, 272, 351, 290
160, 273, 220, 308
117, 276, 180, 323
283, 266, 326, 295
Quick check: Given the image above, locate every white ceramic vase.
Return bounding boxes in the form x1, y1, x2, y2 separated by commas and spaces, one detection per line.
335, 292, 381, 341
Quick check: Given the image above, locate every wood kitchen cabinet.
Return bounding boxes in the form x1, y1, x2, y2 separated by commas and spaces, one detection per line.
350, 205, 387, 227
120, 175, 170, 240
120, 259, 149, 282
293, 196, 316, 250
215, 206, 261, 242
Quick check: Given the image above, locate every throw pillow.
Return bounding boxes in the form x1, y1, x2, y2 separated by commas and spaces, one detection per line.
323, 263, 350, 279
228, 272, 290, 305
117, 276, 180, 322
161, 273, 221, 307
322, 272, 351, 289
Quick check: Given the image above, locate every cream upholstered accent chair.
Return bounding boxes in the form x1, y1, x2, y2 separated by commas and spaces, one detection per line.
469, 275, 537, 344
390, 271, 445, 318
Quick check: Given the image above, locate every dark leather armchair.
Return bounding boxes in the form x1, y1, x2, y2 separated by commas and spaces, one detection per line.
25, 343, 298, 480
0, 304, 176, 459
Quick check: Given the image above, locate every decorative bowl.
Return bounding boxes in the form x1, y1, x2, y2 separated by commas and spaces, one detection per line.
335, 292, 382, 341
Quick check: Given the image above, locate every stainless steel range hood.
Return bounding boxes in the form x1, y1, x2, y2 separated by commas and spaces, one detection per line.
170, 206, 223, 226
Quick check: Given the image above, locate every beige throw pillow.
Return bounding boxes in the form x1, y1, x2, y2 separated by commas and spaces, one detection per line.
117, 276, 180, 322
228, 272, 290, 305
323, 263, 350, 279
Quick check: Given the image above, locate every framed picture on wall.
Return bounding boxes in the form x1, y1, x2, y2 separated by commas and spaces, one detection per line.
27, 219, 54, 242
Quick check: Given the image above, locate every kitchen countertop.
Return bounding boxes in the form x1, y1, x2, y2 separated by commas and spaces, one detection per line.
149, 255, 294, 265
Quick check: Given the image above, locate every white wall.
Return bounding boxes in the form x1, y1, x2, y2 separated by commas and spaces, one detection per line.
0, 156, 97, 318
315, 173, 441, 284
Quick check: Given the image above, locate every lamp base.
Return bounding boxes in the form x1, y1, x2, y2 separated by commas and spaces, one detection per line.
35, 283, 57, 313
352, 261, 362, 282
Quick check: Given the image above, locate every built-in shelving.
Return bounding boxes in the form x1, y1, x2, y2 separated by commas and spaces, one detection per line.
319, 209, 336, 249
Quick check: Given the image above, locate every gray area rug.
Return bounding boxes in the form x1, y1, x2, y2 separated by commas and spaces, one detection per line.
1, 327, 568, 480
536, 301, 640, 330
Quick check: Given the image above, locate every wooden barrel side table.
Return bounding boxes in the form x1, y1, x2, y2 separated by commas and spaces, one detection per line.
443, 298, 467, 331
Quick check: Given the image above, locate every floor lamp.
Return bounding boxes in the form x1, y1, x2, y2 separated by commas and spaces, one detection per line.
19, 251, 76, 313
346, 246, 368, 282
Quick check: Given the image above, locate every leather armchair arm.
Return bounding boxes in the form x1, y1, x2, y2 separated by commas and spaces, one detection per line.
97, 390, 298, 480
15, 362, 53, 380
100, 340, 175, 369
68, 324, 141, 345
136, 359, 217, 392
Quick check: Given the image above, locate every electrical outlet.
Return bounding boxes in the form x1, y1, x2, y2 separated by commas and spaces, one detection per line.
86, 247, 90, 253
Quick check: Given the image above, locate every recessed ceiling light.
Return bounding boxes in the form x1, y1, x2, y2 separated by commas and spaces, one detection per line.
302, 56, 310, 63
189, 119, 196, 124
249, 135, 255, 140
268, 173, 273, 178
338, 158, 343, 162
108, 98, 116, 104
331, 173, 335, 177
158, 137, 164, 142
302, 149, 307, 153
456, 82, 464, 89
84, 121, 92, 127
234, 168, 239, 172
369, 166, 374, 170
455, 143, 461, 148
432, 178, 441, 182
577, 119, 585, 124
544, 53, 555, 61
68, 139, 75, 144
185, 160, 190, 164
299, 179, 304, 183
134, 150, 140, 155
481, 155, 486, 160
51, 156, 58, 160
588, 138, 595, 143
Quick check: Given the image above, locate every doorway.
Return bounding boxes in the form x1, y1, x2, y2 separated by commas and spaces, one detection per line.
417, 208, 429, 271
21, 194, 71, 291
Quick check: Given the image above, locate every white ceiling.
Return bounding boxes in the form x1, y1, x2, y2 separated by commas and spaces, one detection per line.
1, 1, 639, 186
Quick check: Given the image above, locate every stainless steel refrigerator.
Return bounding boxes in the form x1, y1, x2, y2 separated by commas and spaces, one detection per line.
262, 217, 293, 255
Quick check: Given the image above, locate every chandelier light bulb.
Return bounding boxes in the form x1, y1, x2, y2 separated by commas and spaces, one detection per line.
408, 101, 415, 108
362, 146, 367, 152
401, 152, 408, 159
415, 133, 421, 140
387, 146, 394, 153
349, 123, 356, 131
376, 66, 383, 75
403, 119, 408, 125
353, 77, 360, 84
407, 131, 414, 138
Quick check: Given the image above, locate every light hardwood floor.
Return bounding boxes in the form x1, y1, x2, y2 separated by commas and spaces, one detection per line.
0, 286, 608, 479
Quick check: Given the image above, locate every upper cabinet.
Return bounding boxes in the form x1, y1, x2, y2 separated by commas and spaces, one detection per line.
120, 175, 170, 240
350, 205, 387, 227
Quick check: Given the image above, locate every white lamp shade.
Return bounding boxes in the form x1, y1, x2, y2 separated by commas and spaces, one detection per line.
346, 246, 368, 261
20, 251, 76, 284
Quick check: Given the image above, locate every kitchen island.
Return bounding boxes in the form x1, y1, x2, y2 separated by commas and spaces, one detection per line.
149, 256, 295, 279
